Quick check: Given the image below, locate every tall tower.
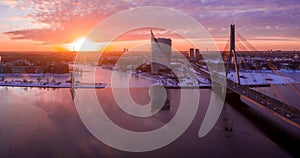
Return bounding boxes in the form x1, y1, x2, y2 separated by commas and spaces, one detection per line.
195, 49, 201, 62
189, 48, 194, 59
151, 30, 172, 74
230, 24, 235, 54
227, 24, 240, 84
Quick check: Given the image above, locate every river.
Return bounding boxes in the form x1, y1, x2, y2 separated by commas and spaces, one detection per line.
0, 67, 295, 158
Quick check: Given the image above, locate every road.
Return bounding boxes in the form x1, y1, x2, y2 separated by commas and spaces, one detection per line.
192, 63, 300, 128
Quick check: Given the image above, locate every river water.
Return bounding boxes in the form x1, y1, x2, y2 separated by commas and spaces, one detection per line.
0, 67, 295, 158
253, 72, 300, 110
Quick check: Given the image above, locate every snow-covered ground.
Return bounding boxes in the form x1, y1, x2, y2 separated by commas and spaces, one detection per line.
135, 71, 211, 88
0, 73, 71, 83
227, 71, 296, 85
0, 81, 106, 88
136, 69, 298, 88
197, 65, 297, 85
0, 65, 298, 89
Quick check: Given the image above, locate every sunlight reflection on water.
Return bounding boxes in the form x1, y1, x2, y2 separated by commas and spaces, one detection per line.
0, 68, 292, 158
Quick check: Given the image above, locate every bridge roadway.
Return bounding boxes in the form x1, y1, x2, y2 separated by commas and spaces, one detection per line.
192, 63, 300, 128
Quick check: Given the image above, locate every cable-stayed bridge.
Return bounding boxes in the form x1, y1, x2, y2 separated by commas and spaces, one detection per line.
192, 24, 300, 129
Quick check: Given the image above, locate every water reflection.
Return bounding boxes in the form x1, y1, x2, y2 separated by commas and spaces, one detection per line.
0, 67, 293, 157
0, 87, 290, 158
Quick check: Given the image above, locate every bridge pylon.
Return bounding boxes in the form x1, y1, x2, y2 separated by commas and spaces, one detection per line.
226, 24, 240, 84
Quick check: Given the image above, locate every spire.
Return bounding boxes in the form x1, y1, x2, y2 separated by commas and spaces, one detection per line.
151, 29, 155, 40
151, 29, 157, 43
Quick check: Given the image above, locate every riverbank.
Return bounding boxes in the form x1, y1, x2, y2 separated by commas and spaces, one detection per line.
0, 81, 106, 89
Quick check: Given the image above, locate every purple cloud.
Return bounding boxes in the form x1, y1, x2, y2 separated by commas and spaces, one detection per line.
2, 0, 300, 44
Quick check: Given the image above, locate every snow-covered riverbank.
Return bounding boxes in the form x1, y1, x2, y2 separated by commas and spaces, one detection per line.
0, 81, 106, 89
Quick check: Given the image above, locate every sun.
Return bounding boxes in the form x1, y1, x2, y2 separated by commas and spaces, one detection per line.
63, 36, 104, 52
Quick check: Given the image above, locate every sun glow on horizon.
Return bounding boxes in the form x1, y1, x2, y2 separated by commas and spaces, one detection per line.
63, 37, 106, 52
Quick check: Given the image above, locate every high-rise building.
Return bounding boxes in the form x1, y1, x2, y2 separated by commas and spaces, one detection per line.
151, 31, 172, 74
189, 48, 194, 59
195, 49, 200, 61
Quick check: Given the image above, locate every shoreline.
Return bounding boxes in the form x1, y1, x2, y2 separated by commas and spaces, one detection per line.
0, 82, 106, 89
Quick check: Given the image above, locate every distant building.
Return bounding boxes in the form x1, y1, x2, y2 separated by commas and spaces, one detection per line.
189, 48, 202, 62
189, 48, 194, 60
151, 31, 172, 74
195, 49, 201, 61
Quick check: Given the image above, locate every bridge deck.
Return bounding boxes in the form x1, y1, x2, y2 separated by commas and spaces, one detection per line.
192, 63, 300, 128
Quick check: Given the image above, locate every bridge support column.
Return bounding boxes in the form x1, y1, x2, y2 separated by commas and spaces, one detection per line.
226, 24, 240, 84
225, 90, 241, 104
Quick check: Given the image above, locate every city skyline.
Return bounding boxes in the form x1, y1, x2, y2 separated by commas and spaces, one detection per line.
0, 0, 300, 51
0, 2, 300, 157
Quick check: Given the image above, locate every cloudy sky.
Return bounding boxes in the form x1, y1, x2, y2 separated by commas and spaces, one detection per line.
0, 0, 299, 51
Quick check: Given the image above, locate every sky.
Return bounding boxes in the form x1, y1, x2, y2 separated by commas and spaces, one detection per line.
0, 0, 299, 51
